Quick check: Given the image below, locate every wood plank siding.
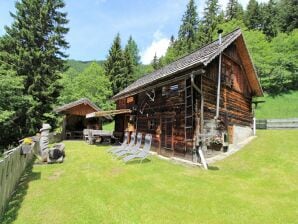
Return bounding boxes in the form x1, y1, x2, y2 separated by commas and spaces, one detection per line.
113, 29, 262, 161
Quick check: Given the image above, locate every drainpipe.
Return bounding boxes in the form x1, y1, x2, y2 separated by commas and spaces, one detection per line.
191, 72, 208, 170
215, 29, 223, 119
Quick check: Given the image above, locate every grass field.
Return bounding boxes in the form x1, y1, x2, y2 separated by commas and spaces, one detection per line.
255, 90, 298, 119
1, 130, 298, 224
102, 121, 115, 131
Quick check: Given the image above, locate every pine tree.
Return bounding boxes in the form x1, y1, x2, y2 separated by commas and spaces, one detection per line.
277, 0, 298, 33
124, 36, 140, 67
104, 33, 126, 95
0, 0, 69, 134
123, 47, 135, 88
261, 0, 278, 39
177, 0, 199, 52
244, 0, 261, 30
202, 0, 220, 43
226, 0, 244, 21
151, 53, 160, 70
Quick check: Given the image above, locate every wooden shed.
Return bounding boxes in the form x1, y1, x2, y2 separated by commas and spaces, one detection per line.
55, 98, 109, 139
113, 29, 263, 162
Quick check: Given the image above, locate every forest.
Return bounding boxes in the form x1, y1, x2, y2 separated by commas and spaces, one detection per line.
0, 0, 297, 152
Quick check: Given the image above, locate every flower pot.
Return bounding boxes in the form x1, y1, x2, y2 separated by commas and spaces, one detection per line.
209, 143, 223, 151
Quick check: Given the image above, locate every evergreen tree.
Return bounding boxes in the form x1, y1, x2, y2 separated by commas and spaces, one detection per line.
123, 47, 135, 88
226, 0, 244, 21
244, 0, 261, 30
261, 0, 278, 39
104, 33, 126, 95
202, 0, 220, 43
151, 53, 159, 70
0, 0, 69, 135
151, 53, 163, 70
277, 0, 298, 33
124, 36, 140, 67
177, 0, 199, 52
170, 35, 175, 45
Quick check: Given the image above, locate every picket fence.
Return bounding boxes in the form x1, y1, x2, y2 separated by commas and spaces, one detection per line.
0, 141, 39, 216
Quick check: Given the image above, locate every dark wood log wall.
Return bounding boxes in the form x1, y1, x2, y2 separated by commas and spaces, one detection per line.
115, 43, 254, 160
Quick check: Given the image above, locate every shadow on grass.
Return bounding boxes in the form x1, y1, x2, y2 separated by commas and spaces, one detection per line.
208, 166, 220, 171
0, 163, 41, 224
125, 158, 151, 165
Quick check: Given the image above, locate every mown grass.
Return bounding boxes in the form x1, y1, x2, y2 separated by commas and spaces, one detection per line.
255, 90, 298, 119
1, 130, 298, 224
102, 121, 115, 131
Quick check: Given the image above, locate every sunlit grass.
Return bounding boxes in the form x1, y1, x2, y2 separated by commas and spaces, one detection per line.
255, 90, 298, 119
1, 130, 298, 224
102, 121, 115, 131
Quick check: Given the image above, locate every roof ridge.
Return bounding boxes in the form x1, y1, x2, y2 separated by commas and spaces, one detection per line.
112, 28, 243, 100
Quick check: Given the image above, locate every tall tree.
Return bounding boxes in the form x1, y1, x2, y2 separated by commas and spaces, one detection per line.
124, 36, 140, 67
104, 33, 126, 95
123, 47, 135, 88
0, 0, 69, 135
177, 0, 199, 52
261, 0, 278, 39
202, 0, 220, 43
277, 0, 298, 33
151, 53, 160, 70
244, 0, 261, 30
226, 0, 244, 21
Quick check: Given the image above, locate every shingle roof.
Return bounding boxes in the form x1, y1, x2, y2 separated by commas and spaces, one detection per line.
55, 98, 101, 113
55, 98, 113, 120
112, 28, 247, 100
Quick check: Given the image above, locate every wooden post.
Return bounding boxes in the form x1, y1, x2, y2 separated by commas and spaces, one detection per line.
158, 116, 162, 154
62, 115, 67, 140
171, 118, 174, 157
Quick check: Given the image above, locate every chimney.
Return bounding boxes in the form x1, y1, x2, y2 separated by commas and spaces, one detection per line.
218, 29, 223, 45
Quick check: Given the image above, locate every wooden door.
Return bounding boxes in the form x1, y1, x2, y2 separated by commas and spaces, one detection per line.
161, 117, 174, 156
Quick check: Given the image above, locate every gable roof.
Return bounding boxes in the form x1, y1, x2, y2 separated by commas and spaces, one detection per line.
112, 28, 263, 100
55, 98, 112, 120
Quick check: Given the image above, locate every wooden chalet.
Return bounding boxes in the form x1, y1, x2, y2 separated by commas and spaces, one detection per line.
112, 29, 263, 162
55, 98, 110, 139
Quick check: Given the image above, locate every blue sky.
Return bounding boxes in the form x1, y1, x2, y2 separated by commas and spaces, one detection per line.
0, 0, 267, 64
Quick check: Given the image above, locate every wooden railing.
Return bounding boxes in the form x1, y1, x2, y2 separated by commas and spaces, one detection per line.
0, 141, 39, 216
256, 118, 298, 129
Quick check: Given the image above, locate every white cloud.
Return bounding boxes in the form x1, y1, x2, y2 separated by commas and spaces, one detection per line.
141, 31, 170, 65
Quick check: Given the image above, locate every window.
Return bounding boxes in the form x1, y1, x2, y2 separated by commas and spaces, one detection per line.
170, 84, 179, 92
126, 97, 134, 104
162, 86, 166, 96
148, 119, 156, 130
162, 84, 179, 96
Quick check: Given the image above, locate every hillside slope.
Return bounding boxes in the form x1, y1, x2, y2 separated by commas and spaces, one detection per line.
255, 91, 298, 119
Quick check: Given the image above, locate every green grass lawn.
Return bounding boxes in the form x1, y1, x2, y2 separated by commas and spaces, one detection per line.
255, 90, 298, 119
102, 121, 115, 131
1, 130, 298, 224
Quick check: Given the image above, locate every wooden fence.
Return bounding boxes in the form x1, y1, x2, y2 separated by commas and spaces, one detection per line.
256, 118, 298, 129
0, 141, 39, 216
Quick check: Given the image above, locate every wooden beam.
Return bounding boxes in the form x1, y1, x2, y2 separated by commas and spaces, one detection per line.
86, 109, 132, 118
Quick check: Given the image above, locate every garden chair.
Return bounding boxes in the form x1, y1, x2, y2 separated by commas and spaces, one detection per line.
108, 132, 128, 152
111, 132, 136, 154
114, 133, 142, 158
122, 133, 152, 163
